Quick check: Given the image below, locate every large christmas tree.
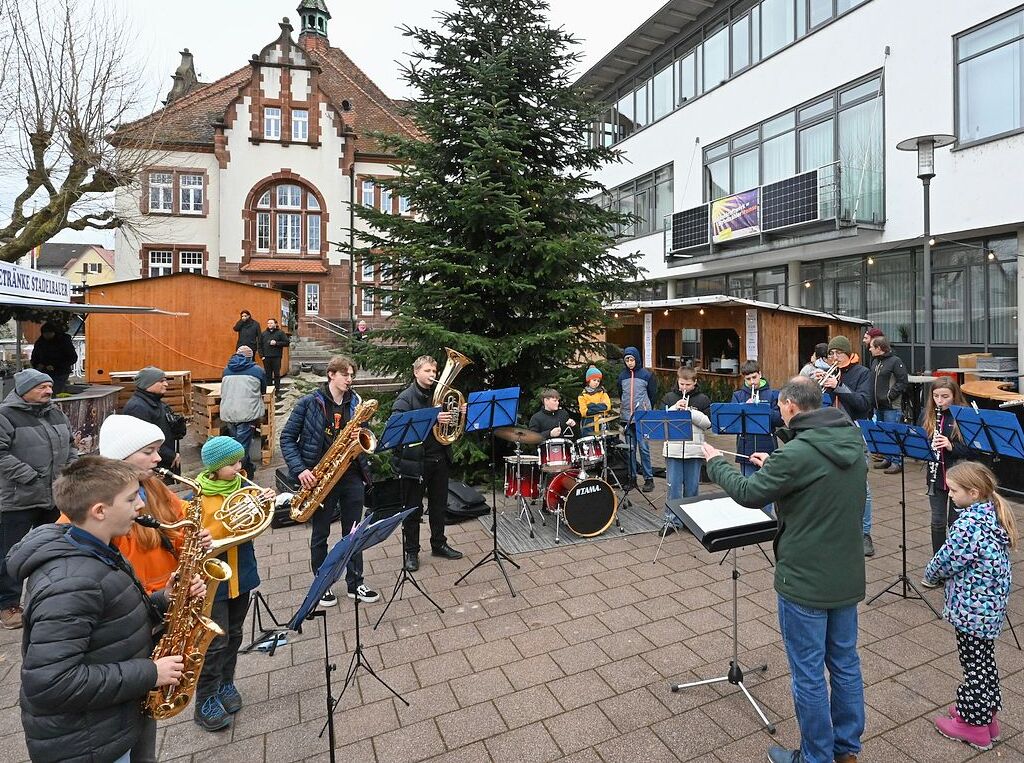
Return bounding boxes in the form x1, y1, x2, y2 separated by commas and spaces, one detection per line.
355, 0, 642, 400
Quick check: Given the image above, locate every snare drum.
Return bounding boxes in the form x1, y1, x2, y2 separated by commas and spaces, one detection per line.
575, 435, 605, 466
504, 455, 540, 499
544, 469, 617, 537
540, 438, 576, 472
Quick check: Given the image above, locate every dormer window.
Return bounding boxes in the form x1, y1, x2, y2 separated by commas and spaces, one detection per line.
264, 107, 281, 139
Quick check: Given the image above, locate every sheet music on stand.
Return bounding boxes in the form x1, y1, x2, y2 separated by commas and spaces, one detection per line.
466, 387, 519, 433
376, 407, 441, 453
667, 491, 777, 552
948, 404, 1024, 460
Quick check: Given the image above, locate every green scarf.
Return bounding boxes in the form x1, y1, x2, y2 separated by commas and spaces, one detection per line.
196, 471, 242, 497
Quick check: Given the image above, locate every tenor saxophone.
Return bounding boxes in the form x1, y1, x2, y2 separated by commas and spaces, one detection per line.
289, 399, 379, 523
140, 490, 232, 720
432, 348, 472, 445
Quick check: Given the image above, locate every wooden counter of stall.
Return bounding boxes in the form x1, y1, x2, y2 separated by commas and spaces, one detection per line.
606, 295, 869, 388
961, 380, 1024, 497
192, 382, 276, 466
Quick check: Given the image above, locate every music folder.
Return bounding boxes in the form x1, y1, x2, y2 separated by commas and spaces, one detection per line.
666, 491, 778, 552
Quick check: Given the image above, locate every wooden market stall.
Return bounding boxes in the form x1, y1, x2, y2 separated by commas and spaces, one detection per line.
192, 382, 277, 465
84, 274, 291, 383
606, 295, 869, 391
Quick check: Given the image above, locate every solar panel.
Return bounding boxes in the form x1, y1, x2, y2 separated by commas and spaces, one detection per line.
669, 205, 709, 253
762, 169, 819, 230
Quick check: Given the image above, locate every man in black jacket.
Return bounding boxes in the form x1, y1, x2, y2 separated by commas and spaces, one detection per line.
122, 367, 181, 472
233, 310, 260, 356
392, 355, 463, 572
7, 457, 201, 763
868, 335, 909, 474
257, 318, 290, 396
528, 389, 577, 440
818, 335, 876, 557
30, 322, 77, 394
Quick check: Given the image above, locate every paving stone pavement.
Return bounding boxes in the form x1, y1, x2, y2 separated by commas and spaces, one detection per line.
0, 440, 1021, 762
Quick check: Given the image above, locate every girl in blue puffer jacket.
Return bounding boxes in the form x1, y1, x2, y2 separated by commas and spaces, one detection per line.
924, 462, 1017, 753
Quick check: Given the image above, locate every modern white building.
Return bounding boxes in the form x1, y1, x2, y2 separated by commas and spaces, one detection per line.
581, 0, 1023, 372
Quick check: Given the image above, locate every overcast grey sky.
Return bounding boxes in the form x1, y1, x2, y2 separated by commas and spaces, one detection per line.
4, 0, 665, 248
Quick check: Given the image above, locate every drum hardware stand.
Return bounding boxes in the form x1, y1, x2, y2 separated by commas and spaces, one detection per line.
240, 590, 288, 655
608, 429, 657, 523
672, 547, 776, 734
374, 525, 445, 630
455, 489, 519, 596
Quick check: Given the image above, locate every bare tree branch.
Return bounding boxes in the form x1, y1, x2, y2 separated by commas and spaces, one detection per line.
0, 0, 163, 262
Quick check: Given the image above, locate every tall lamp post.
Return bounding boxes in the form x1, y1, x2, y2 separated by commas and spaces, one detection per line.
896, 134, 955, 373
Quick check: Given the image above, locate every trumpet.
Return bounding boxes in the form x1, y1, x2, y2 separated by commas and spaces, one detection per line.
751, 386, 760, 404
816, 362, 841, 389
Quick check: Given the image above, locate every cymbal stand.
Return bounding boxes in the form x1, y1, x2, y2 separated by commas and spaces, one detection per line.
508, 442, 539, 538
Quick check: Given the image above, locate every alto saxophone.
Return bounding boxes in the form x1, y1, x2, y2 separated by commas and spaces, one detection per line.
432, 348, 472, 445
289, 399, 379, 523
140, 489, 232, 720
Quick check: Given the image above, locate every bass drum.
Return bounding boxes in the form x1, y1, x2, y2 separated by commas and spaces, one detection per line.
545, 469, 617, 537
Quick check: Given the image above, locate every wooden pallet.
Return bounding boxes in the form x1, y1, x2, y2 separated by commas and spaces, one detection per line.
192, 382, 276, 465
109, 371, 193, 418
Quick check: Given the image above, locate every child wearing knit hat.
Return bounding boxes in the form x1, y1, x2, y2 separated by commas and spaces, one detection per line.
191, 435, 272, 732
578, 365, 611, 437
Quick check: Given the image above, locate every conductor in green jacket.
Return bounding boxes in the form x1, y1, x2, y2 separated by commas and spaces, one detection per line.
701, 376, 866, 763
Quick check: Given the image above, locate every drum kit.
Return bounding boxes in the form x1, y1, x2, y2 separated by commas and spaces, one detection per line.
496, 416, 621, 544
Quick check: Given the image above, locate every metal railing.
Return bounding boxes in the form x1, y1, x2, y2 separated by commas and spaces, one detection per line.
304, 316, 349, 340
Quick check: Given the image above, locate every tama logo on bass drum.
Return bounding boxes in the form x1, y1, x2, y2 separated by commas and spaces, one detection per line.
575, 484, 603, 496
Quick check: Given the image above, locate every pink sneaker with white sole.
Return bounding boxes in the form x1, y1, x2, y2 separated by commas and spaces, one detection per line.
935, 714, 993, 751
948, 704, 1000, 741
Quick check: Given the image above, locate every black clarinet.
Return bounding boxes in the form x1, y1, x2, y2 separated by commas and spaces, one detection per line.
927, 408, 942, 496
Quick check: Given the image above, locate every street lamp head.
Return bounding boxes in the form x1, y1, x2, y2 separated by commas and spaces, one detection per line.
896, 134, 956, 180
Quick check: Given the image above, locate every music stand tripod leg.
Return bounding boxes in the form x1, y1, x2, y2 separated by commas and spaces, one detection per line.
454, 498, 520, 596
669, 549, 776, 734
375, 527, 444, 629
241, 590, 287, 655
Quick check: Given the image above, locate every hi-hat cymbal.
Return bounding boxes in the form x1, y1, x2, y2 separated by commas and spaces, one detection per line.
494, 426, 544, 445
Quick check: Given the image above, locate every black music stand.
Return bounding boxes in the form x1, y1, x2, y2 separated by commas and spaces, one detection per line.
947, 406, 1024, 648
373, 407, 445, 628
289, 508, 417, 763
614, 414, 660, 521
710, 403, 773, 515
240, 590, 288, 655
635, 410, 694, 558
860, 420, 941, 618
455, 388, 521, 596
667, 491, 778, 734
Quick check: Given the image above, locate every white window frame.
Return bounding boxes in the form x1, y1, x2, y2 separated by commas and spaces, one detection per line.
277, 184, 301, 208
256, 212, 271, 251
307, 193, 320, 210
149, 173, 173, 213
179, 250, 204, 274
307, 214, 321, 253
291, 108, 309, 142
361, 260, 375, 280
264, 107, 282, 139
148, 250, 173, 277
379, 288, 393, 317
179, 174, 204, 215
361, 179, 375, 207
85, 262, 103, 274
380, 187, 392, 214
398, 195, 411, 215
361, 288, 374, 315
305, 283, 320, 315
258, 190, 271, 208
277, 213, 302, 252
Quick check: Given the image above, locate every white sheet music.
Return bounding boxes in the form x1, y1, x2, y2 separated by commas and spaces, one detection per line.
682, 496, 772, 535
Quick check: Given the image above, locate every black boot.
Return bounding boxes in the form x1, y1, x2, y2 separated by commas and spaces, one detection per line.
931, 525, 947, 555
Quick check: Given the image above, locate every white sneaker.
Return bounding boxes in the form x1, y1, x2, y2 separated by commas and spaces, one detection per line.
318, 589, 338, 608
347, 585, 380, 603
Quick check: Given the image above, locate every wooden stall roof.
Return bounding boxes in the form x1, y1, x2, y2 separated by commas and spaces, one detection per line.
606, 294, 871, 325
84, 274, 291, 384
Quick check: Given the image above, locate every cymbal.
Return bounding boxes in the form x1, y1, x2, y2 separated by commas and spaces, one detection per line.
494, 426, 544, 445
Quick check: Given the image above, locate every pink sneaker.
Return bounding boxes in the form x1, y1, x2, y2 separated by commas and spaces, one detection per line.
935, 714, 993, 751
948, 704, 1000, 741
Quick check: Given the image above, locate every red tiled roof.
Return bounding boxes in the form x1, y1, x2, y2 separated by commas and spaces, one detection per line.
113, 41, 417, 154
240, 259, 331, 274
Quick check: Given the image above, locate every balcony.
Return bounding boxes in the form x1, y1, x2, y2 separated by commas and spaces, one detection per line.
664, 161, 883, 260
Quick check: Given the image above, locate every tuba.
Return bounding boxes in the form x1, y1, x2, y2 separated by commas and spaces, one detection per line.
432, 348, 472, 445
289, 399, 378, 523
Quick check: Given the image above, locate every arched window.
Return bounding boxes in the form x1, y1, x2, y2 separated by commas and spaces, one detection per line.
249, 182, 324, 256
